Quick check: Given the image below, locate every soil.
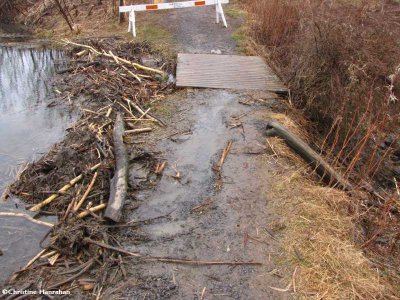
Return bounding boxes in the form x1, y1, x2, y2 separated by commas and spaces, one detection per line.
138, 5, 241, 54
114, 8, 288, 298
112, 89, 287, 299
1, 4, 294, 299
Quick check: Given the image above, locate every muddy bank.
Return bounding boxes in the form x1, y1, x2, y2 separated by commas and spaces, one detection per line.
0, 23, 53, 48
119, 88, 287, 299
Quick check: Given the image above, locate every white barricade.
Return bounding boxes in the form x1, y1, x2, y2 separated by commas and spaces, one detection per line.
120, 0, 229, 37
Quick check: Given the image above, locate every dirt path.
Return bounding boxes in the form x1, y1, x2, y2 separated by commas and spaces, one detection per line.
113, 6, 288, 299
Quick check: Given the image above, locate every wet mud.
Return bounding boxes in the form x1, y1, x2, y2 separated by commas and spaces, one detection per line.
112, 89, 287, 299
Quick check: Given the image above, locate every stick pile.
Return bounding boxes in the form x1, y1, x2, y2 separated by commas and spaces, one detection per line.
5, 38, 175, 294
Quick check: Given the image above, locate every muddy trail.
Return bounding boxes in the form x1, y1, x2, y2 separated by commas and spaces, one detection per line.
110, 7, 287, 298
1, 5, 291, 299
117, 88, 286, 299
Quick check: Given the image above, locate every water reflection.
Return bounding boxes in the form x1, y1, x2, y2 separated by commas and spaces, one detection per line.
0, 47, 74, 194
0, 47, 75, 283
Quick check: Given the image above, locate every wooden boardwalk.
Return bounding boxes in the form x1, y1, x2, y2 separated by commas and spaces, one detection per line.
176, 53, 288, 93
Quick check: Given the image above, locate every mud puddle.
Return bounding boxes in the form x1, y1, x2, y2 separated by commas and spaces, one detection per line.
0, 46, 76, 283
121, 89, 284, 299
133, 91, 241, 225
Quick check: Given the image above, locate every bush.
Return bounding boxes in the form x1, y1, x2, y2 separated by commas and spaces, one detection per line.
247, 0, 400, 186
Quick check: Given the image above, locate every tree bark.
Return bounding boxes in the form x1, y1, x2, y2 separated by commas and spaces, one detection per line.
105, 113, 128, 222
53, 0, 74, 31
119, 0, 125, 23
266, 121, 353, 191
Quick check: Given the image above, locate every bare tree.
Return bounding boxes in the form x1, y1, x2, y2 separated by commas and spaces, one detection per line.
53, 0, 74, 31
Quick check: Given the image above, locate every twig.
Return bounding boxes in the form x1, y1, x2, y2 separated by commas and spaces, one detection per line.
125, 128, 152, 134
47, 259, 95, 289
123, 97, 165, 127
171, 164, 181, 179
105, 107, 113, 118
145, 257, 262, 266
76, 203, 106, 219
133, 107, 151, 124
0, 212, 53, 227
9, 249, 47, 282
29, 163, 101, 212
83, 238, 141, 257
83, 240, 261, 266
155, 161, 167, 175
215, 140, 233, 172
61, 39, 165, 75
74, 172, 98, 212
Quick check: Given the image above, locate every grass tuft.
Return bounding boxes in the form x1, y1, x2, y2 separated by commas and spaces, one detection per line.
263, 114, 398, 298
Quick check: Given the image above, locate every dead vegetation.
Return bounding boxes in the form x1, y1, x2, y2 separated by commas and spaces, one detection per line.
246, 0, 400, 186
3, 0, 123, 37
263, 112, 399, 298
0, 0, 29, 22
1, 38, 175, 295
242, 0, 400, 297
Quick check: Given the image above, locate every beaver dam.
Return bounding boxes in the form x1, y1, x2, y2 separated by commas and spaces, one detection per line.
0, 38, 180, 293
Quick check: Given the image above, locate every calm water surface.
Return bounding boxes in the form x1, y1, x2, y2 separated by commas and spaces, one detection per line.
0, 46, 75, 283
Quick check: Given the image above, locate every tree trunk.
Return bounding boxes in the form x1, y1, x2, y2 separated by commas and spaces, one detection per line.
266, 121, 353, 191
105, 113, 128, 222
53, 0, 74, 31
119, 0, 125, 23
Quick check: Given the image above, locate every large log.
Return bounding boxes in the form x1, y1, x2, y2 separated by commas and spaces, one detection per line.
265, 121, 353, 191
105, 113, 128, 222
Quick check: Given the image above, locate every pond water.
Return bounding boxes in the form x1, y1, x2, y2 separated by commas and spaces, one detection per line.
0, 46, 75, 283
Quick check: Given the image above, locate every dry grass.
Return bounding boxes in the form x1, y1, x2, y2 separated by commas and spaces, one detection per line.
245, 1, 400, 296
263, 114, 398, 298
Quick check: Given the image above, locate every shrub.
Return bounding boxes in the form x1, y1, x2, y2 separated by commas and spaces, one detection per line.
246, 0, 400, 186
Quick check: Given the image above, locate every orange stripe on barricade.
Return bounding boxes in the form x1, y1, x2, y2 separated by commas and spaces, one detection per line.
195, 1, 206, 5
146, 4, 158, 10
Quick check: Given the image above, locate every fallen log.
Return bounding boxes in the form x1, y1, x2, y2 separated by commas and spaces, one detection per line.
265, 121, 353, 191
105, 113, 128, 222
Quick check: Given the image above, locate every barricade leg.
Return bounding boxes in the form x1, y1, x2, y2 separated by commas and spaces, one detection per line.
217, 0, 227, 27
216, 2, 220, 24
128, 10, 136, 37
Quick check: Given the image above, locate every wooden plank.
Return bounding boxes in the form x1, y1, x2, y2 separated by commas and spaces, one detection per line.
176, 53, 288, 92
